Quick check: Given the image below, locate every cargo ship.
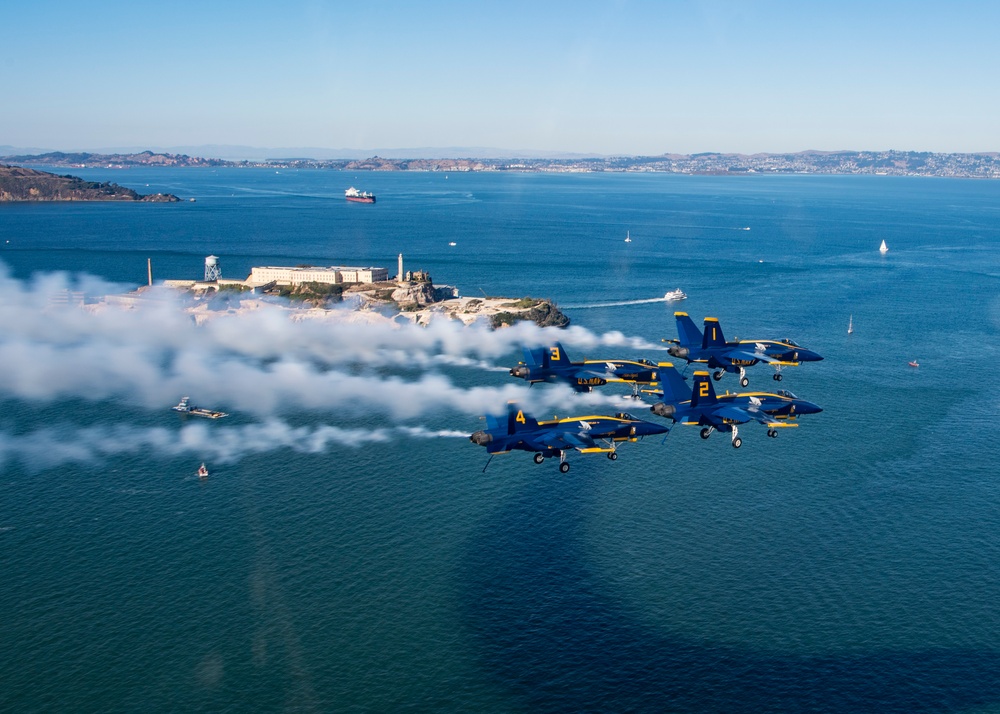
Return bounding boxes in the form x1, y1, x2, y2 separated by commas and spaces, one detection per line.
345, 187, 376, 203
172, 396, 229, 419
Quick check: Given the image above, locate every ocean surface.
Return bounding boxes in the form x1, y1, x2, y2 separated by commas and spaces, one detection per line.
2, 168, 1000, 712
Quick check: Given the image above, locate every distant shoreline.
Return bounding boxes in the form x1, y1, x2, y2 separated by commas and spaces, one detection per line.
3, 149, 1000, 179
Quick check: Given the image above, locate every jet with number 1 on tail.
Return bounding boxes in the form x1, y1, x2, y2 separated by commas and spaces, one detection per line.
509, 342, 664, 396
470, 402, 669, 472
648, 365, 822, 448
665, 312, 823, 387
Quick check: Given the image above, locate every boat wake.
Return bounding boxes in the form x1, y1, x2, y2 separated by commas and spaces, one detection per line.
563, 296, 677, 309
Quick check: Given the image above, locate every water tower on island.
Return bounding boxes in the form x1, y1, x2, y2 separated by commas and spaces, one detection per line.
204, 255, 221, 282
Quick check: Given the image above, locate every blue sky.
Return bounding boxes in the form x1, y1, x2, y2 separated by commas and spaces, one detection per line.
2, 0, 997, 154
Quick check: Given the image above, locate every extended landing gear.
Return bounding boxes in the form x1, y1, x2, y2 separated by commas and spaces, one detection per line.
731, 425, 742, 449
713, 370, 724, 381
607, 451, 618, 461
533, 452, 545, 464
773, 365, 783, 382
559, 451, 570, 473
767, 429, 778, 438
700, 427, 714, 440
739, 367, 749, 388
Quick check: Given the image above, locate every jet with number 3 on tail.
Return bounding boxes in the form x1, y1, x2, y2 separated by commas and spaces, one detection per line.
470, 402, 669, 472
509, 342, 664, 396
648, 365, 822, 448
664, 312, 823, 387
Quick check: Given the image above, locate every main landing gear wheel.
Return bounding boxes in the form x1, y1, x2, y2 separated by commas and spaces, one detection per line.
559, 462, 570, 473
607, 451, 618, 461
713, 371, 724, 381
767, 429, 777, 438
773, 373, 783, 381
700, 428, 712, 440
533, 453, 545, 464
732, 437, 743, 449
740, 376, 750, 387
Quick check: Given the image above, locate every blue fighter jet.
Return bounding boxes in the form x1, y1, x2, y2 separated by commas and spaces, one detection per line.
665, 312, 823, 387
648, 364, 822, 448
509, 342, 664, 396
470, 402, 669, 472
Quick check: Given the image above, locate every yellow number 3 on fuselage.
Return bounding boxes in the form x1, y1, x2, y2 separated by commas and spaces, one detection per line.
550, 346, 561, 361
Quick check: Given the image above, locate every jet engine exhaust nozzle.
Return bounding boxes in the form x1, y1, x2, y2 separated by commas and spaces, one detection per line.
509, 365, 529, 379
650, 403, 676, 419
470, 430, 493, 446
667, 346, 689, 360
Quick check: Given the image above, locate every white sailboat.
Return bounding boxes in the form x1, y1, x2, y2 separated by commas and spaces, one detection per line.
879, 239, 888, 254
848, 314, 853, 335
624, 231, 632, 243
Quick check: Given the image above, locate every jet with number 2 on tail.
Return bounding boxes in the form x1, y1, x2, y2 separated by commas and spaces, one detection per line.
509, 342, 663, 396
470, 402, 669, 472
648, 365, 822, 448
665, 312, 823, 387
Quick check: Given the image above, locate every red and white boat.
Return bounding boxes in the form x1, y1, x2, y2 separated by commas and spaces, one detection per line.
345, 187, 376, 203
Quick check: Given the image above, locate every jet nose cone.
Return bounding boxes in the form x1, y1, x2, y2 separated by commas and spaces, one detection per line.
470, 430, 493, 446
797, 401, 823, 414
803, 350, 823, 362
635, 421, 670, 436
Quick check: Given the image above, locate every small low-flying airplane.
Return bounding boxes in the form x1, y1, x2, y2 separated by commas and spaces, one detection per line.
648, 365, 822, 448
664, 312, 823, 387
470, 402, 669, 472
509, 342, 663, 396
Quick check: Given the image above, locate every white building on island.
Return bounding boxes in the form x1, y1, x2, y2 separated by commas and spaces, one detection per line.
248, 265, 389, 286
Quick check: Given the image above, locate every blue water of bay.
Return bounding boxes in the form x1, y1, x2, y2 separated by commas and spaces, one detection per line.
2, 169, 1000, 712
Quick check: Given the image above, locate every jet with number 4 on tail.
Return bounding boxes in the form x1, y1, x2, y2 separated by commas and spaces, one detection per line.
509, 342, 664, 396
470, 402, 669, 472
665, 312, 823, 387
648, 365, 822, 448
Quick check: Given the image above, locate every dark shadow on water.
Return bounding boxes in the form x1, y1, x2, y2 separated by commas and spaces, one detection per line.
459, 473, 1000, 713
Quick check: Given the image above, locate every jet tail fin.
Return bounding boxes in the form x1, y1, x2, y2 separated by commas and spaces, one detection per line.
675, 312, 702, 349
702, 317, 727, 348
522, 342, 571, 369
657, 363, 689, 403
691, 371, 719, 407
506, 403, 540, 433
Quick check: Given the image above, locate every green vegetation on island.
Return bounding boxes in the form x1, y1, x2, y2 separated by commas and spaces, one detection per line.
0, 165, 180, 202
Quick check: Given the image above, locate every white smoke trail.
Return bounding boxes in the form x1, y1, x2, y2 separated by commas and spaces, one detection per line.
0, 264, 664, 419
0, 420, 481, 470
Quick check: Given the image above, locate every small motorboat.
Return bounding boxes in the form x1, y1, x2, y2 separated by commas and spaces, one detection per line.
197, 463, 209, 478
908, 361, 919, 368
664, 289, 687, 301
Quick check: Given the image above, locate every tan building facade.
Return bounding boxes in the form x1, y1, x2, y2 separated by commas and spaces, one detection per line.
248, 265, 389, 286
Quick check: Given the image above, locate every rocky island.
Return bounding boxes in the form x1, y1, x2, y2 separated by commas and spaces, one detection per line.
0, 165, 180, 202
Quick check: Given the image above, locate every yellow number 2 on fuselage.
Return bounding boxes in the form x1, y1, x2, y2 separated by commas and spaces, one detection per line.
699, 381, 710, 397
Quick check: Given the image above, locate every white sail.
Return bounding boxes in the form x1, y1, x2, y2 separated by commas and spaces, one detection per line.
879, 239, 888, 254
848, 314, 853, 334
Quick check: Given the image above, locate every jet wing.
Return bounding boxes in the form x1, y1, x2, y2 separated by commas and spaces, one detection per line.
724, 348, 776, 364
709, 405, 757, 425
538, 427, 598, 452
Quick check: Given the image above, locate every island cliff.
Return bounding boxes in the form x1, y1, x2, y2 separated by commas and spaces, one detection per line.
0, 165, 180, 202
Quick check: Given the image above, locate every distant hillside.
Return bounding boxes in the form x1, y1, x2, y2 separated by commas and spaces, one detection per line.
0, 165, 180, 202
0, 150, 226, 168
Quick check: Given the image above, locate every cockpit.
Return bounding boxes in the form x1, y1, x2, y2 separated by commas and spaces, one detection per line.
781, 339, 801, 347
614, 412, 637, 420
775, 389, 797, 399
